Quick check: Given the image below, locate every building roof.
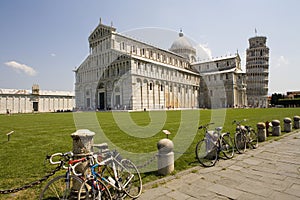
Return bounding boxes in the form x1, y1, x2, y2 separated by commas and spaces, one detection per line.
194, 54, 239, 65
200, 67, 244, 76
131, 54, 199, 76
115, 32, 188, 60
0, 88, 74, 96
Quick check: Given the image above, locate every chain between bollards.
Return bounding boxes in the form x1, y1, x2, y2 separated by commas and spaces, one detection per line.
0, 164, 62, 194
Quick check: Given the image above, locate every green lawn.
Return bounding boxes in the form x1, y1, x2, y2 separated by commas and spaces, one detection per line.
0, 108, 299, 199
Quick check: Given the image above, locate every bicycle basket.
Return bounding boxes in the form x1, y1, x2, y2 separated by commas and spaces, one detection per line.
206, 131, 218, 142
236, 125, 247, 132
205, 131, 218, 152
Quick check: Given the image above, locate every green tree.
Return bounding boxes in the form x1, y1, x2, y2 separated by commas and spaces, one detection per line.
271, 93, 284, 105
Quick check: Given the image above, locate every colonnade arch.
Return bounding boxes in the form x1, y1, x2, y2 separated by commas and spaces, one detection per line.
133, 77, 198, 110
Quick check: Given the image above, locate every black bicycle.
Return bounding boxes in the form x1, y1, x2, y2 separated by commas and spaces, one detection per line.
195, 123, 234, 167
233, 119, 258, 154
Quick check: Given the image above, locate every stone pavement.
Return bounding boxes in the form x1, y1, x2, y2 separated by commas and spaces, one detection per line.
138, 131, 300, 200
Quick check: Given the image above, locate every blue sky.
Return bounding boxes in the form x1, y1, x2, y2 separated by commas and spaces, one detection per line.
0, 0, 299, 94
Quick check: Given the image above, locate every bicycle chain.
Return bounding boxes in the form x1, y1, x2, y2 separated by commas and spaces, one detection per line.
173, 150, 194, 155
135, 153, 158, 169
135, 150, 195, 169
0, 164, 62, 194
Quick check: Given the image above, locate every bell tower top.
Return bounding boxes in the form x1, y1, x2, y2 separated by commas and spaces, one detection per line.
32, 84, 39, 95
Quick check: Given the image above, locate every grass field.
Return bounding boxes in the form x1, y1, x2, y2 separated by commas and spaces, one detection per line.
0, 108, 300, 199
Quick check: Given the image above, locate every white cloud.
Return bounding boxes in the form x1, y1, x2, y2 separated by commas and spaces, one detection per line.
240, 51, 247, 70
275, 56, 289, 68
50, 53, 56, 57
195, 43, 212, 60
4, 61, 37, 76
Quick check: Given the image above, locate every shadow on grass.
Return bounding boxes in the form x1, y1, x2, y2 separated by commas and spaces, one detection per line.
0, 141, 9, 145
188, 160, 199, 166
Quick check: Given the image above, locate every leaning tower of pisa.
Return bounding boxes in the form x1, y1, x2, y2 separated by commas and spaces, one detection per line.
246, 35, 270, 108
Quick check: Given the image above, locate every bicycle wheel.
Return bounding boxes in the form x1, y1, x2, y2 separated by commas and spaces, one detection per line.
115, 159, 142, 198
221, 133, 235, 159
100, 163, 126, 199
234, 132, 246, 154
78, 178, 112, 200
248, 129, 258, 149
39, 174, 87, 200
195, 138, 218, 167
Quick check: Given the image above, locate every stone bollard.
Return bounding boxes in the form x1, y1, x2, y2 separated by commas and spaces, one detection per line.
257, 122, 266, 142
265, 121, 271, 137
271, 120, 281, 136
294, 116, 300, 129
157, 138, 174, 176
71, 129, 95, 154
283, 117, 292, 132
71, 129, 95, 191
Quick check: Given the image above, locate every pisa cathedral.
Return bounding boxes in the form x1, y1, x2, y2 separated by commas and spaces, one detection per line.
74, 20, 269, 110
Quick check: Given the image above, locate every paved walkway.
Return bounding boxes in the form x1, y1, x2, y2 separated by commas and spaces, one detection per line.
139, 131, 300, 200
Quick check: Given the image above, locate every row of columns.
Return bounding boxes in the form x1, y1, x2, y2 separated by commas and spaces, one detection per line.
134, 79, 198, 110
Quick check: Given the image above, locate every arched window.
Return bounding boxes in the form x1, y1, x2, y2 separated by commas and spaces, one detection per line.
115, 86, 120, 93
99, 83, 105, 89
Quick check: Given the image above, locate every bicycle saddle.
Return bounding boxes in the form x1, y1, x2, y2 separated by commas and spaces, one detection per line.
215, 127, 222, 132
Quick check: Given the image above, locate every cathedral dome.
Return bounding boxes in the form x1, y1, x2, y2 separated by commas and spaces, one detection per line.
169, 30, 196, 62
170, 31, 195, 52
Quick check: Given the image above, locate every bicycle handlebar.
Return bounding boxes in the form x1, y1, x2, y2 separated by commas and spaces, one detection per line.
48, 152, 95, 176
49, 153, 64, 165
48, 152, 73, 169
198, 122, 214, 130
232, 119, 247, 125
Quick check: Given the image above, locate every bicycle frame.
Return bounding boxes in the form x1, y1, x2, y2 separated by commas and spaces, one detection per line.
233, 119, 258, 153
95, 152, 134, 191
196, 123, 234, 167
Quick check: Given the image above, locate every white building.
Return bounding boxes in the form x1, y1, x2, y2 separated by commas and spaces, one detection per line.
193, 54, 247, 108
74, 21, 200, 111
0, 84, 75, 114
74, 20, 252, 110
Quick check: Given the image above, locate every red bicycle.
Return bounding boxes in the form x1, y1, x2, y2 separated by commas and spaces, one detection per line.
39, 151, 111, 200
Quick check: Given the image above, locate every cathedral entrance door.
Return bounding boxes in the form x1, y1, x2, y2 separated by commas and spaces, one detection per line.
99, 92, 105, 110
33, 102, 39, 111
